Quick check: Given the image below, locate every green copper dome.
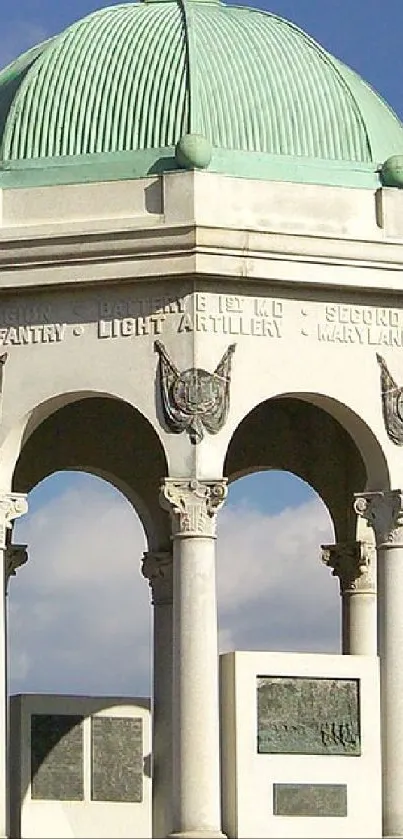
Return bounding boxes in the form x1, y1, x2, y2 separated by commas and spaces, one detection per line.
1, 0, 403, 188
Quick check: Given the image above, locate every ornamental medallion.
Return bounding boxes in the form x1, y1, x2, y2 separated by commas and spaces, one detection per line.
155, 341, 236, 444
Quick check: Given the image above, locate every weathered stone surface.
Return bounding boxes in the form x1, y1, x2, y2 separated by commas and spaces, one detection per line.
273, 783, 348, 817
91, 716, 143, 803
31, 714, 84, 800
257, 676, 360, 755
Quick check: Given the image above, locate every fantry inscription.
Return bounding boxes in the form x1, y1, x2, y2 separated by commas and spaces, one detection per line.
257, 676, 360, 756
155, 340, 236, 444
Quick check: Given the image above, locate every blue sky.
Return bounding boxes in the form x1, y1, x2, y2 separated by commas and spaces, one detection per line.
1, 0, 391, 694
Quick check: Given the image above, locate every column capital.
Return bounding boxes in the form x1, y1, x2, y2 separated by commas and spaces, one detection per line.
141, 550, 173, 606
0, 492, 28, 549
160, 478, 227, 538
5, 544, 28, 593
354, 490, 403, 547
321, 540, 376, 595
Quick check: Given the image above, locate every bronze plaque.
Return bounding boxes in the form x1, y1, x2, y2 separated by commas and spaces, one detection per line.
273, 784, 348, 817
31, 714, 84, 800
91, 716, 143, 802
257, 676, 360, 755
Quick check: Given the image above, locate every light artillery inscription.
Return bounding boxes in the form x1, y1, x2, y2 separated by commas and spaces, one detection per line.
257, 676, 360, 756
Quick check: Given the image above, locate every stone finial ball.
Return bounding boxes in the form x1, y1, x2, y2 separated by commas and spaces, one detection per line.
381, 155, 403, 187
175, 134, 212, 170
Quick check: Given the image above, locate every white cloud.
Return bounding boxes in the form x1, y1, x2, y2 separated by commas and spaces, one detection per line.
9, 480, 150, 696
217, 499, 338, 654
8, 476, 339, 700
0, 21, 48, 70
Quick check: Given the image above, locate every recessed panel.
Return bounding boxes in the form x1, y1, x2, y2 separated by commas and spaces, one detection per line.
91, 716, 143, 803
257, 676, 360, 755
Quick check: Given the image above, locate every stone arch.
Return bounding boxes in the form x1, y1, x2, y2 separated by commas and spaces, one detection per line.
11, 393, 169, 550
224, 393, 390, 542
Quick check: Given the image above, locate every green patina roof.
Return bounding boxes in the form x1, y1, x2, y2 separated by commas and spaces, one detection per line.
1, 0, 403, 189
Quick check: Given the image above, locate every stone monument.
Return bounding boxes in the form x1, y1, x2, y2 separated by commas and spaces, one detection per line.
0, 0, 403, 836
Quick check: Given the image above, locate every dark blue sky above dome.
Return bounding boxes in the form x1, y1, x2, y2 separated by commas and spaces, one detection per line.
1, 1, 403, 120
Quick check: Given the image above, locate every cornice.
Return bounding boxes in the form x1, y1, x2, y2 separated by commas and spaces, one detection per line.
0, 221, 403, 294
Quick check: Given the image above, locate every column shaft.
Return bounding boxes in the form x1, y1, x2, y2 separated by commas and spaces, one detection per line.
0, 494, 28, 839
0, 562, 6, 839
160, 478, 227, 839
142, 550, 174, 839
354, 490, 403, 838
378, 541, 403, 837
172, 535, 221, 835
344, 591, 377, 655
153, 599, 173, 838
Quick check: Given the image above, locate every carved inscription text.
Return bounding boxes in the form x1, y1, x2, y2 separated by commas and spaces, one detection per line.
2, 293, 403, 349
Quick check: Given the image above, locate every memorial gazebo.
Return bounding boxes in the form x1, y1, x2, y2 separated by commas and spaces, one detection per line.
1, 1, 403, 836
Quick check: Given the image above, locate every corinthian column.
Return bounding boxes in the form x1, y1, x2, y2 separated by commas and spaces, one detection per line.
354, 490, 403, 838
160, 478, 227, 839
0, 493, 27, 839
321, 541, 376, 655
142, 550, 173, 839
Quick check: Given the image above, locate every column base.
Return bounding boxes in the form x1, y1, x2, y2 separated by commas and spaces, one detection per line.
168, 832, 227, 838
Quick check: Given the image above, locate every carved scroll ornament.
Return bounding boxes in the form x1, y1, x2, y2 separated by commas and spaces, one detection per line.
5, 544, 28, 592
141, 550, 173, 605
155, 340, 236, 444
321, 541, 375, 595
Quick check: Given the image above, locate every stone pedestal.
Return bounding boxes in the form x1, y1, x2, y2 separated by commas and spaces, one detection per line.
321, 541, 377, 655
354, 490, 403, 838
160, 479, 227, 839
142, 550, 173, 839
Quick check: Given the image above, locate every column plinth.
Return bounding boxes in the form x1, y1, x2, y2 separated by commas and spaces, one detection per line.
160, 478, 227, 839
321, 540, 376, 655
354, 490, 403, 838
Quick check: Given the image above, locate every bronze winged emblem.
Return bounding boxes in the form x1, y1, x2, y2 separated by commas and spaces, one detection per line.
155, 341, 236, 444
377, 353, 403, 445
